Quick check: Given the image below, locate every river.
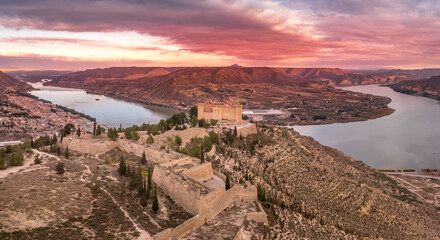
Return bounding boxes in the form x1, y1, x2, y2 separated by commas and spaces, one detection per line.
293, 85, 440, 170
29, 82, 180, 128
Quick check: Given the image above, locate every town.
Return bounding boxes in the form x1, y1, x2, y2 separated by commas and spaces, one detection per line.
0, 93, 95, 142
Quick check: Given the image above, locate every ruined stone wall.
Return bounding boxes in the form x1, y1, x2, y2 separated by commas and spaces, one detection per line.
60, 137, 117, 156
153, 184, 262, 240
183, 162, 214, 182
154, 215, 205, 240
152, 166, 201, 215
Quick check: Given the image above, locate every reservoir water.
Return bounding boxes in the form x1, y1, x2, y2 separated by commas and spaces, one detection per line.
29, 83, 180, 128
293, 85, 440, 170
30, 82, 440, 170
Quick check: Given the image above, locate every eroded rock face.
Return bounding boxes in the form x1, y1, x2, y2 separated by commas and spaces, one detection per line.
212, 127, 440, 239
389, 75, 440, 100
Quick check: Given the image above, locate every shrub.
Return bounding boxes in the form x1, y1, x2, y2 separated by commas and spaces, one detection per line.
34, 155, 41, 164
175, 135, 182, 146
146, 135, 155, 145
55, 162, 65, 175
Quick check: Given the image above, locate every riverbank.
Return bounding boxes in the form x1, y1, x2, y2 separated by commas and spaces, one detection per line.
290, 106, 395, 126
292, 84, 440, 170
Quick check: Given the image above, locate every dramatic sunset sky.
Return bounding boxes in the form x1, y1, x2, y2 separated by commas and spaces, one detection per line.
1, 0, 439, 70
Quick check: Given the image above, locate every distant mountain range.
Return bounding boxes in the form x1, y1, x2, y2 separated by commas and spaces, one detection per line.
46, 66, 374, 108
388, 75, 440, 100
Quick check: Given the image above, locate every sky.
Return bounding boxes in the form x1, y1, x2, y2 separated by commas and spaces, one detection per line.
0, 0, 439, 70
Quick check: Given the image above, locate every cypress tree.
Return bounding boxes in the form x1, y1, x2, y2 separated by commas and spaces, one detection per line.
234, 126, 238, 137
96, 125, 101, 135
0, 157, 5, 170
152, 188, 159, 213
141, 151, 146, 165
93, 121, 96, 136
225, 174, 231, 190
77, 127, 81, 137
64, 146, 69, 159
118, 157, 126, 176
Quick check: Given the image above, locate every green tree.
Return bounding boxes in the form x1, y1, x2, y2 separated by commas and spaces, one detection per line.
257, 183, 266, 202
93, 121, 96, 136
107, 128, 118, 141
0, 157, 5, 170
152, 188, 159, 213
189, 106, 198, 119
10, 149, 23, 166
234, 126, 238, 137
190, 115, 199, 127
76, 127, 81, 137
201, 136, 213, 153
190, 138, 201, 159
34, 154, 41, 164
146, 135, 154, 144
96, 125, 102, 135
210, 119, 218, 126
118, 157, 126, 176
141, 151, 147, 165
225, 174, 231, 190
64, 146, 69, 159
63, 123, 74, 135
175, 135, 182, 146
55, 161, 65, 175
208, 131, 219, 144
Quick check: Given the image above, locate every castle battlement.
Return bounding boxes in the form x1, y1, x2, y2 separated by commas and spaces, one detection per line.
197, 100, 242, 124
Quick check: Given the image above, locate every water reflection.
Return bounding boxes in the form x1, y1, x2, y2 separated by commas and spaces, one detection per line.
293, 85, 440, 169
30, 84, 180, 128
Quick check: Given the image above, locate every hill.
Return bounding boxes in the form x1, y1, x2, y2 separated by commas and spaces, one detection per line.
388, 75, 440, 100
214, 126, 440, 239
0, 71, 33, 93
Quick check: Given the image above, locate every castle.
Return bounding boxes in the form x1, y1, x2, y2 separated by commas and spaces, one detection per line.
197, 100, 242, 124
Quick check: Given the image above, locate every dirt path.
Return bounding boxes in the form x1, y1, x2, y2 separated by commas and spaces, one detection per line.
0, 149, 59, 179
100, 188, 152, 240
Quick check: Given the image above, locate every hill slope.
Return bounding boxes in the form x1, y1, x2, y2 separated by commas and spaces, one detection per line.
214, 127, 440, 239
0, 71, 33, 93
388, 76, 440, 100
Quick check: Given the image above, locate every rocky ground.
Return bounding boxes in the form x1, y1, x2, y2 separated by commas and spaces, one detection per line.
0, 145, 193, 239
210, 126, 440, 239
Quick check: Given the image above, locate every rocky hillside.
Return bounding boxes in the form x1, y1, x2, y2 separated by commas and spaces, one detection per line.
388, 76, 440, 100
0, 71, 33, 93
212, 126, 440, 239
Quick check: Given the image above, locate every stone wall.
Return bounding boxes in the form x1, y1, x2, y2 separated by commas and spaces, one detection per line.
152, 166, 201, 215
154, 215, 204, 240
183, 162, 214, 182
